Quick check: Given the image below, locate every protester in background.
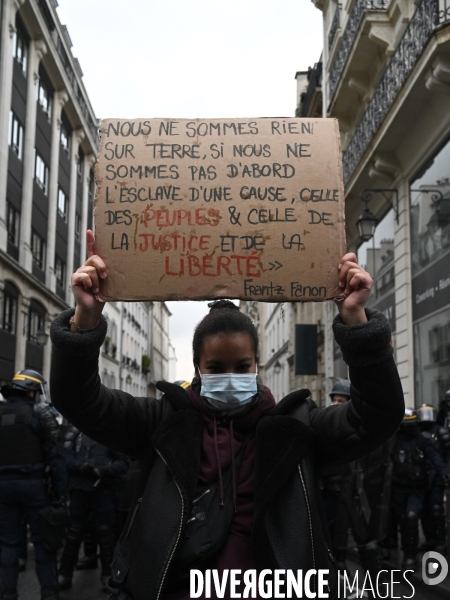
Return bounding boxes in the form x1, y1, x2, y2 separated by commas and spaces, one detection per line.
50, 233, 404, 600
58, 428, 129, 590
329, 380, 351, 406
0, 370, 66, 600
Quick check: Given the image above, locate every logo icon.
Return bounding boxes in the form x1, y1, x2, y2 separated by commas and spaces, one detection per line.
422, 551, 448, 585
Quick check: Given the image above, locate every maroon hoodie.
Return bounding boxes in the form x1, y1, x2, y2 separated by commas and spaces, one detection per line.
166, 385, 276, 599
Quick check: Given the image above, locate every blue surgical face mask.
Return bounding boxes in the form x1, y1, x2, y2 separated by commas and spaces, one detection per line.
199, 371, 258, 409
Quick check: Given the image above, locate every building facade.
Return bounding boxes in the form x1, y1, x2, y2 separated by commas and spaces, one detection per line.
100, 300, 173, 398
0, 0, 175, 398
148, 301, 171, 398
313, 0, 450, 408
0, 0, 97, 386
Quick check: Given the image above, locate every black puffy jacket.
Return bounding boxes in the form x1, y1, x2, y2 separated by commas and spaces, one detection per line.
50, 308, 404, 600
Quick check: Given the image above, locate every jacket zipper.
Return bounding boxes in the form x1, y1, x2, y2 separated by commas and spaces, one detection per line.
155, 448, 185, 600
124, 497, 142, 540
194, 488, 210, 503
298, 465, 316, 594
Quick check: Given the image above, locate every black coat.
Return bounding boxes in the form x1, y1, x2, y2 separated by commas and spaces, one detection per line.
50, 308, 404, 600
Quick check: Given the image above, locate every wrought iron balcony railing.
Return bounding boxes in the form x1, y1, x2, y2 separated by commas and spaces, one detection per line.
342, 0, 449, 185
328, 5, 340, 51
328, 0, 390, 105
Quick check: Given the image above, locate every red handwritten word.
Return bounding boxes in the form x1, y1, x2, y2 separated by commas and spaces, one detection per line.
140, 208, 221, 228
138, 233, 211, 252
165, 252, 262, 277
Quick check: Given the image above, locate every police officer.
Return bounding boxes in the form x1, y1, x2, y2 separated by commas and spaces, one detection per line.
391, 407, 448, 569
58, 430, 129, 590
323, 381, 392, 593
417, 404, 448, 552
0, 370, 67, 600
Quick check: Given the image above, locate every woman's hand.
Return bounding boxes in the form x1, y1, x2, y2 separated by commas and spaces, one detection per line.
335, 253, 372, 325
70, 230, 106, 331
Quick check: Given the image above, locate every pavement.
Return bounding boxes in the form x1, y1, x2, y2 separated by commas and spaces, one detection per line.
17, 545, 107, 600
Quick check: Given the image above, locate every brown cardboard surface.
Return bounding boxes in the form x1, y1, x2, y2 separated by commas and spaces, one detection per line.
94, 118, 346, 302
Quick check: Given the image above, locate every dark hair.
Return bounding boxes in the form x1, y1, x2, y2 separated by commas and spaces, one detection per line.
192, 300, 259, 365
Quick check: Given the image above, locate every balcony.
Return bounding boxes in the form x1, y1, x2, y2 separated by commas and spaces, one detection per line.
328, 4, 340, 52
342, 0, 450, 185
328, 1, 391, 108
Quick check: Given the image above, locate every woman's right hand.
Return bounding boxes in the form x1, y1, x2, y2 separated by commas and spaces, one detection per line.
70, 230, 107, 330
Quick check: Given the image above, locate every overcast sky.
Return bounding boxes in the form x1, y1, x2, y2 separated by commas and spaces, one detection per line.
56, 0, 323, 379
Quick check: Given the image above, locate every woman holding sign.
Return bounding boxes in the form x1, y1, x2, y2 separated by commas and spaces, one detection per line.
50, 230, 404, 600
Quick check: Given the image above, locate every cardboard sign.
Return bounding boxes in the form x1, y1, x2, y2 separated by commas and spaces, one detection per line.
94, 118, 346, 302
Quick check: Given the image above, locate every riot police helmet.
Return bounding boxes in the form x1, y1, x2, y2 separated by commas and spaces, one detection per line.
329, 379, 351, 403
0, 369, 46, 399
417, 404, 436, 423
403, 407, 418, 422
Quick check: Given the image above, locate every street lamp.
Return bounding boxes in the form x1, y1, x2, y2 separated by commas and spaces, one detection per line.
356, 195, 378, 242
36, 328, 49, 346
356, 189, 399, 242
274, 360, 281, 375
126, 374, 132, 385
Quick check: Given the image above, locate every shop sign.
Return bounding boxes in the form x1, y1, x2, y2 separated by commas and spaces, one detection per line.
412, 252, 450, 321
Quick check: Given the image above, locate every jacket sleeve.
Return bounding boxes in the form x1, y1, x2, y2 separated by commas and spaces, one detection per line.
310, 309, 404, 466
425, 442, 449, 478
50, 308, 167, 459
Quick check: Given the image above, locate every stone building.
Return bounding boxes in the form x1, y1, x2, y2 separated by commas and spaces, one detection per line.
0, 0, 97, 385
313, 0, 450, 407
0, 0, 174, 399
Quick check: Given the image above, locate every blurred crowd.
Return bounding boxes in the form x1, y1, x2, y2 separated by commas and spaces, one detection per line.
322, 380, 450, 579
0, 370, 449, 600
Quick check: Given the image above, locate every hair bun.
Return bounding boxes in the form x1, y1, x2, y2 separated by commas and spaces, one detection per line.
207, 300, 239, 313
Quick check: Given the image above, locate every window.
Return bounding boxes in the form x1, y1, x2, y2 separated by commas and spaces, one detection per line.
58, 188, 68, 220
75, 212, 81, 240
60, 121, 70, 154
55, 255, 66, 288
8, 112, 24, 159
410, 138, 450, 278
414, 307, 450, 407
0, 283, 18, 334
77, 154, 83, 177
31, 230, 46, 269
37, 77, 52, 118
6, 202, 20, 246
13, 25, 28, 74
28, 302, 45, 343
35, 152, 49, 194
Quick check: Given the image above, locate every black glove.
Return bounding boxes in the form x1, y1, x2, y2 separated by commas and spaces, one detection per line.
79, 462, 94, 475
93, 466, 109, 479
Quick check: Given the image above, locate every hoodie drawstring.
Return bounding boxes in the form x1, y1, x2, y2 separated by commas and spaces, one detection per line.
230, 420, 237, 513
213, 417, 238, 512
213, 415, 225, 506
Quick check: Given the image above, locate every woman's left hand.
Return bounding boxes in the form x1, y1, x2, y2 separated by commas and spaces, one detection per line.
335, 253, 373, 325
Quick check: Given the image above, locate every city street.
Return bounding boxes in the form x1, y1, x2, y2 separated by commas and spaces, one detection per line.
18, 546, 106, 600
